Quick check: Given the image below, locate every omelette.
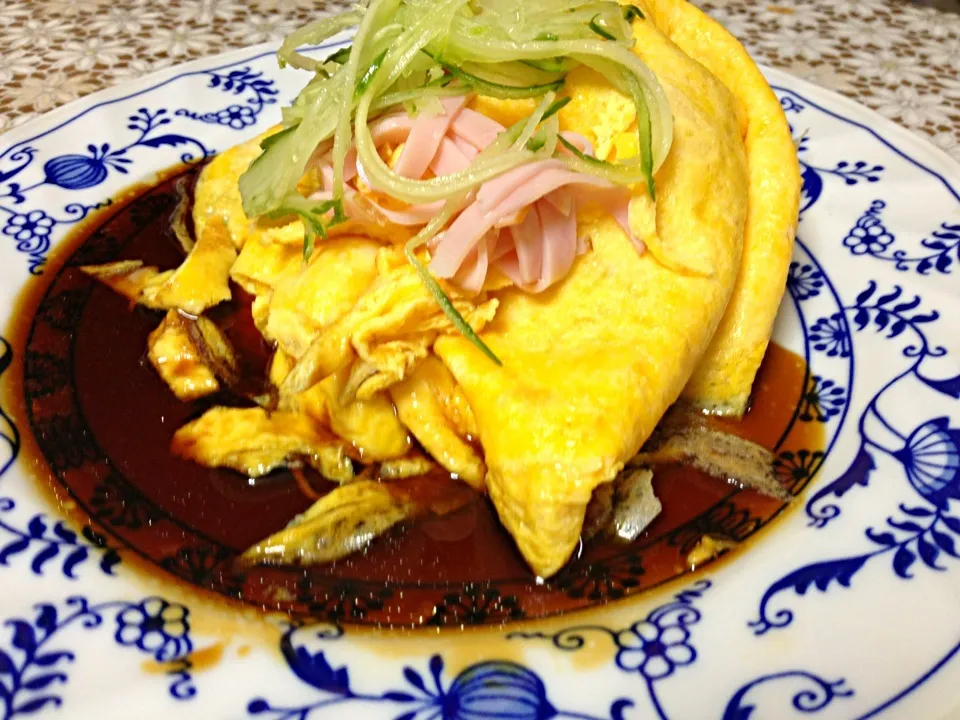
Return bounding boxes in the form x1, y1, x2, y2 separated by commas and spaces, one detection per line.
82, 0, 799, 579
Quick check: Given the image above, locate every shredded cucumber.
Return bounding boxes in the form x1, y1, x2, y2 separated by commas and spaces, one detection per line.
331, 0, 398, 200
266, 194, 348, 261
558, 135, 644, 186
522, 56, 578, 73
405, 248, 502, 365
237, 0, 675, 360
422, 51, 567, 100
277, 11, 363, 71
242, 0, 671, 215
512, 92, 557, 151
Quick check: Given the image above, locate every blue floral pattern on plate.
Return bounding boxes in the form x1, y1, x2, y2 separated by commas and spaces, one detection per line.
0, 596, 195, 719
0, 107, 213, 275
0, 43, 958, 719
0, 62, 281, 276
248, 624, 635, 720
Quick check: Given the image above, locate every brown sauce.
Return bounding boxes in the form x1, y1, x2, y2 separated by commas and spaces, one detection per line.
2, 165, 825, 628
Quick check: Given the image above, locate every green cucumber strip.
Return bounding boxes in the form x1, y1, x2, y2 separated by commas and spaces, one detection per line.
327, 46, 352, 64
423, 50, 565, 99
541, 95, 571, 121
260, 125, 297, 151
588, 14, 616, 40
267, 196, 347, 261
404, 247, 502, 366
355, 49, 389, 97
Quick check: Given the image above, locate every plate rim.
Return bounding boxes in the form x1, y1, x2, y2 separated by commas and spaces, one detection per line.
1, 35, 960, 720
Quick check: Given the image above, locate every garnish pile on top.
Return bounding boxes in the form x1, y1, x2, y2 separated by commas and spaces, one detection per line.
238, 0, 674, 362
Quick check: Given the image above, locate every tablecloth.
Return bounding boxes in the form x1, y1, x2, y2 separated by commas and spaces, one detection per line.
0, 0, 958, 161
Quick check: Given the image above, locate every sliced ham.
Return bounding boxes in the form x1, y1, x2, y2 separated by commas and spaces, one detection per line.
476, 159, 566, 214
452, 135, 480, 161
309, 187, 444, 227
429, 161, 615, 280
305, 92, 643, 294
450, 108, 505, 150
429, 137, 474, 177
511, 205, 544, 286
453, 233, 492, 294
542, 186, 573, 216
370, 198, 446, 226
533, 199, 578, 292
393, 95, 470, 179
489, 230, 514, 263
318, 147, 358, 190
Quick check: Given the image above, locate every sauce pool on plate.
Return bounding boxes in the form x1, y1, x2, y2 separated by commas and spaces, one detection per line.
2, 165, 824, 627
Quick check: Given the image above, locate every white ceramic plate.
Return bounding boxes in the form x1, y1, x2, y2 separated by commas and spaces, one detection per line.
1, 38, 959, 720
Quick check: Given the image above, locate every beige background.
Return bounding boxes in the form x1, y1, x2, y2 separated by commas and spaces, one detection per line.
0, 0, 958, 160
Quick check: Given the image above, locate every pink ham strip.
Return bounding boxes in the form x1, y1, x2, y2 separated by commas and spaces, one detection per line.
453, 233, 492, 294
475, 159, 567, 214
428, 203, 486, 277
353, 113, 415, 191
580, 186, 645, 254
494, 208, 526, 229
449, 108, 505, 150
576, 233, 589, 255
555, 130, 643, 252
495, 253, 524, 288
488, 230, 514, 263
320, 165, 334, 190
354, 103, 471, 188
307, 188, 382, 228
429, 161, 614, 278
429, 137, 474, 177
510, 203, 544, 286
485, 197, 583, 293
452, 135, 479, 161
610, 198, 644, 254
318, 147, 358, 190
370, 199, 446, 226
542, 186, 573, 216
531, 199, 578, 292
393, 95, 470, 179
369, 113, 416, 144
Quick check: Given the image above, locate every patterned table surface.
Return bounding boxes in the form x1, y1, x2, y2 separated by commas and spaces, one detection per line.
0, 0, 958, 161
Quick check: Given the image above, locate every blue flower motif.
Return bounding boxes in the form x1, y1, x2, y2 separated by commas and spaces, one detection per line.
615, 620, 695, 681
775, 448, 824, 490
253, 634, 634, 720
3, 210, 54, 245
0, 596, 196, 714
43, 155, 108, 190
809, 312, 851, 358
786, 261, 824, 301
843, 212, 894, 256
443, 661, 557, 720
42, 144, 132, 190
893, 417, 960, 509
115, 597, 190, 661
216, 104, 257, 129
799, 376, 846, 423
